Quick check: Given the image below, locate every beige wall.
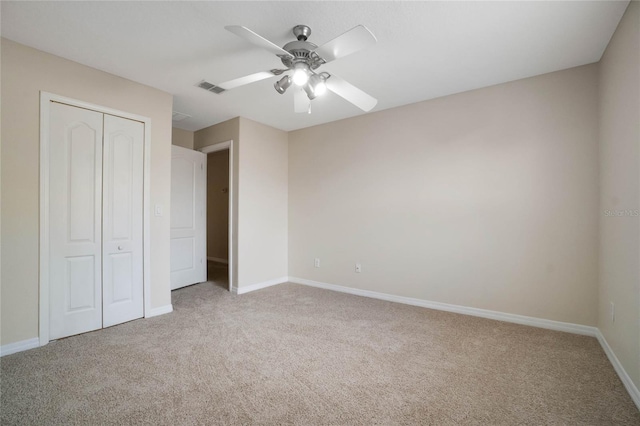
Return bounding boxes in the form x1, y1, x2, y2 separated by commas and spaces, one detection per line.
195, 118, 240, 287
237, 118, 288, 287
598, 1, 640, 389
289, 64, 599, 326
194, 117, 239, 151
172, 127, 194, 149
0, 38, 173, 346
207, 150, 229, 260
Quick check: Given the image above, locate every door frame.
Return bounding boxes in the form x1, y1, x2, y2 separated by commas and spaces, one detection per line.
199, 140, 235, 293
39, 92, 152, 346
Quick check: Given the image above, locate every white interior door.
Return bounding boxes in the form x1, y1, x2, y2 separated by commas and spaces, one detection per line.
102, 114, 144, 327
49, 102, 103, 340
171, 145, 207, 289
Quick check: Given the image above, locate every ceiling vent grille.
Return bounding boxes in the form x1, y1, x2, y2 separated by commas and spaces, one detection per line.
172, 111, 191, 122
197, 80, 225, 94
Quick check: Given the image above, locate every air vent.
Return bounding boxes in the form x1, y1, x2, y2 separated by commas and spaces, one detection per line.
197, 80, 225, 94
172, 111, 191, 122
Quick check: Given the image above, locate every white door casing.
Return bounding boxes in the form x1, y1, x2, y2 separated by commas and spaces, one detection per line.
102, 114, 144, 327
199, 140, 238, 291
199, 141, 235, 292
49, 102, 104, 339
170, 145, 207, 290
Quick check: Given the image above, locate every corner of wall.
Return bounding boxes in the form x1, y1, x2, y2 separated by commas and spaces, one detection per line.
595, 0, 640, 391
171, 127, 195, 150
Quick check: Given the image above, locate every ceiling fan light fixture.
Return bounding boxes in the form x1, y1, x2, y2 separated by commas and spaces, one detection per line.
314, 80, 327, 96
309, 73, 328, 97
303, 83, 316, 100
292, 63, 310, 86
274, 75, 292, 94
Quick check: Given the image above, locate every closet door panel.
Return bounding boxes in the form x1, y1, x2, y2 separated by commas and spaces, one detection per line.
49, 102, 104, 340
102, 114, 144, 327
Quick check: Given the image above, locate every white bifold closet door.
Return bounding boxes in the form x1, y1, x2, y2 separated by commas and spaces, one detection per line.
102, 114, 144, 327
49, 102, 144, 340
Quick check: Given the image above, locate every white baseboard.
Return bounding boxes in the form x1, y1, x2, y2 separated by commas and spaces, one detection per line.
207, 257, 228, 264
289, 277, 597, 337
289, 277, 640, 409
1, 337, 40, 357
235, 276, 289, 295
145, 304, 173, 318
596, 330, 640, 410
2, 306, 174, 356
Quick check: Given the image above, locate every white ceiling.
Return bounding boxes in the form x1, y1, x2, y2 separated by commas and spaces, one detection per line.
1, 1, 629, 132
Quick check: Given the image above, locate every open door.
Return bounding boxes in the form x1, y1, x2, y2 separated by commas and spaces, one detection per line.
170, 145, 207, 290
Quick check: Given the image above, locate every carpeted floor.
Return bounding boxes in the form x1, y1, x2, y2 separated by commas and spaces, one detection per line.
1, 266, 639, 424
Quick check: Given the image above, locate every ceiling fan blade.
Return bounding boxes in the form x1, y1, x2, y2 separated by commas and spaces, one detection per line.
225, 25, 294, 59
325, 74, 377, 112
216, 70, 280, 90
294, 88, 310, 114
313, 25, 377, 63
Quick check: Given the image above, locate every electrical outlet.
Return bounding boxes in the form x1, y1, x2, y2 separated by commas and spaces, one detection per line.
355, 263, 362, 273
610, 302, 615, 323
314, 258, 320, 268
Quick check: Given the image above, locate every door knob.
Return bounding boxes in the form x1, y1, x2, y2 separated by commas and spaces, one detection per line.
117, 245, 123, 250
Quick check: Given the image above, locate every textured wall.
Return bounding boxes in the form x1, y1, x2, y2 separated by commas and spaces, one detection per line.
289, 64, 599, 326
172, 127, 194, 149
597, 1, 640, 389
237, 118, 288, 287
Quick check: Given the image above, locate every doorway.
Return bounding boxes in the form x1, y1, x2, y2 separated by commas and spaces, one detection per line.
199, 141, 234, 292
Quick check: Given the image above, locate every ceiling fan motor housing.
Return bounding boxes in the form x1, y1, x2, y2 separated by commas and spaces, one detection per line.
281, 40, 323, 70
293, 24, 312, 41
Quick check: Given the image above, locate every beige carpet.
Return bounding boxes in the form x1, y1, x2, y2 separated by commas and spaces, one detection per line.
1, 274, 639, 424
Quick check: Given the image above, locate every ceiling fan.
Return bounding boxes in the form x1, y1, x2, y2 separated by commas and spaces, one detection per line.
205, 24, 378, 113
